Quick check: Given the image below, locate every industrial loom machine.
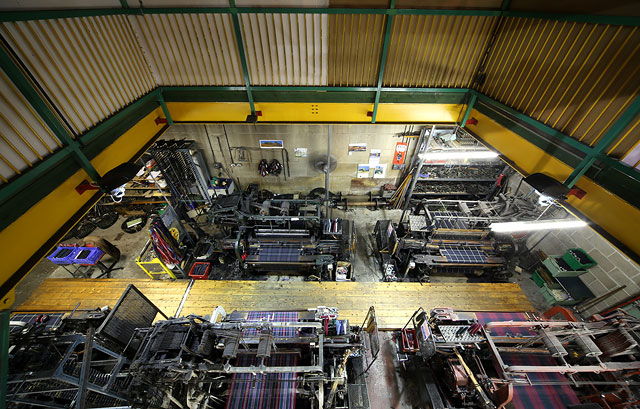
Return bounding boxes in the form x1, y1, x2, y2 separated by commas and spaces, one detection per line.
395, 307, 640, 409
374, 197, 532, 281
202, 190, 355, 277
6, 285, 378, 409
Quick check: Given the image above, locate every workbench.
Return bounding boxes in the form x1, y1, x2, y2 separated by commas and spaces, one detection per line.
15, 279, 533, 330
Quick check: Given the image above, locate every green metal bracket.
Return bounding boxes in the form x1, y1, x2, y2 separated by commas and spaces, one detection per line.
0, 310, 8, 409
371, 0, 396, 124
460, 92, 477, 126
157, 93, 173, 125
0, 43, 101, 182
228, 0, 256, 115
565, 94, 640, 188
119, 0, 129, 8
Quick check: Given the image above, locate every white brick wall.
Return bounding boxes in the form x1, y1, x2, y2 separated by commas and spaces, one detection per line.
526, 227, 640, 316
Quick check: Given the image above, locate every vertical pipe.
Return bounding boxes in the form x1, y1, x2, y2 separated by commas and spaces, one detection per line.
325, 124, 331, 220
400, 125, 434, 223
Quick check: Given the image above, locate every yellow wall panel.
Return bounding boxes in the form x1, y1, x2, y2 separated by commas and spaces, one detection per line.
167, 102, 461, 123
467, 109, 640, 256
0, 108, 165, 299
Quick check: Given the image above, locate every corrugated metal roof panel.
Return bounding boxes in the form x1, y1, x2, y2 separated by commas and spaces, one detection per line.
0, 68, 61, 184
1, 16, 155, 136
328, 13, 385, 87
480, 18, 640, 147
239, 13, 328, 86
132, 13, 244, 86
383, 15, 496, 88
607, 113, 640, 160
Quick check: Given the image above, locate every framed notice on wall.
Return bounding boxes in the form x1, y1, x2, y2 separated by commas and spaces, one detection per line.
259, 140, 283, 149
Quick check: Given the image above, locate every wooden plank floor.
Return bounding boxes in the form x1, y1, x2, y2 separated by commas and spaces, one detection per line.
17, 279, 532, 329
16, 279, 189, 316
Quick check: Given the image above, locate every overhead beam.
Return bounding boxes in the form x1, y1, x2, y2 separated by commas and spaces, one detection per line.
460, 92, 477, 126
371, 0, 396, 124
565, 95, 640, 188
228, 0, 256, 116
157, 93, 173, 125
1, 7, 639, 26
0, 42, 101, 182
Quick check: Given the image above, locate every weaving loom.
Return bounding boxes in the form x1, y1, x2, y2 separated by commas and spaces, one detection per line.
206, 191, 355, 275
396, 307, 640, 409
475, 312, 580, 409
228, 311, 300, 409
7, 285, 371, 409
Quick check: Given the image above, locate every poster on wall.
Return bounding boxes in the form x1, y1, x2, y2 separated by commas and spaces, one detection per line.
348, 143, 367, 155
369, 149, 381, 165
259, 140, 283, 149
357, 164, 370, 178
295, 147, 308, 157
373, 164, 386, 178
392, 142, 408, 165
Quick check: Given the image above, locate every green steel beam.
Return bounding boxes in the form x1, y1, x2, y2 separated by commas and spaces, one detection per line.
565, 94, 640, 188
228, 0, 255, 115
371, 0, 396, 124
2, 7, 640, 26
0, 43, 101, 182
157, 93, 173, 125
161, 85, 467, 93
460, 92, 477, 127
0, 146, 72, 204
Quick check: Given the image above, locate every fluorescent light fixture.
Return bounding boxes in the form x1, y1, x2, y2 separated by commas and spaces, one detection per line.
490, 220, 587, 233
419, 151, 499, 160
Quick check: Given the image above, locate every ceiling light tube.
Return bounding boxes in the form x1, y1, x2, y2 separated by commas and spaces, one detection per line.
490, 220, 587, 233
418, 151, 499, 160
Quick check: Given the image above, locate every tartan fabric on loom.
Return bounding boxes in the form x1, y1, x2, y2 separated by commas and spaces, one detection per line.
474, 312, 580, 409
258, 247, 301, 262
227, 311, 300, 408
225, 354, 299, 409
243, 311, 300, 338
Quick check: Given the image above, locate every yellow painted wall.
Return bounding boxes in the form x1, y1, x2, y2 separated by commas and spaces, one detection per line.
467, 109, 640, 256
166, 102, 463, 123
0, 108, 165, 303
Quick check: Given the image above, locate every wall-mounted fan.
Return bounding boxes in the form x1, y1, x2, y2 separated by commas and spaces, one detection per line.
313, 154, 338, 174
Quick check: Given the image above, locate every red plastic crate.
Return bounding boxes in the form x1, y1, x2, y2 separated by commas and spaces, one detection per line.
189, 262, 211, 279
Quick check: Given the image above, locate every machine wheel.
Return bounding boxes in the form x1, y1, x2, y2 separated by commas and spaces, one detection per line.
96, 212, 119, 229
74, 222, 97, 239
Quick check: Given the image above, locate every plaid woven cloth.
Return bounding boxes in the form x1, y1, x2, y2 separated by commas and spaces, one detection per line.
258, 247, 301, 262
474, 312, 580, 409
243, 311, 300, 338
474, 312, 537, 337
